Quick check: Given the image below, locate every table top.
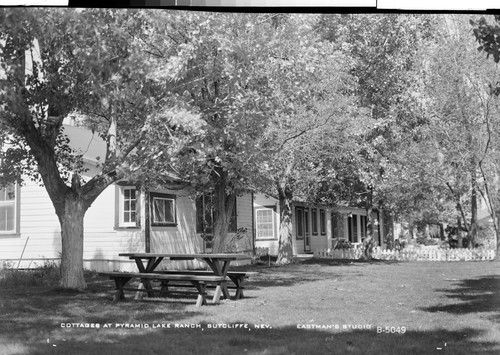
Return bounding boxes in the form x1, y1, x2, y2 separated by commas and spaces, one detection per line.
119, 252, 251, 260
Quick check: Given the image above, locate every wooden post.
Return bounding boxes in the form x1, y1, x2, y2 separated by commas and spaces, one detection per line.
144, 185, 150, 253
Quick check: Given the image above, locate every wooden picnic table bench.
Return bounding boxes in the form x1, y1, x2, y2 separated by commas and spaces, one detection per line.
99, 271, 225, 307
154, 270, 259, 300
118, 253, 251, 302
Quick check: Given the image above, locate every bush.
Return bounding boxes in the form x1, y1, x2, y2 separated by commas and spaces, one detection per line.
416, 236, 427, 245
0, 260, 60, 288
423, 238, 439, 246
334, 240, 353, 250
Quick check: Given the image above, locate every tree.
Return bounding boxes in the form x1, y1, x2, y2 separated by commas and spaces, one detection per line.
469, 14, 500, 258
387, 15, 500, 256
315, 14, 438, 258
252, 15, 364, 264
137, 12, 288, 253
0, 9, 202, 288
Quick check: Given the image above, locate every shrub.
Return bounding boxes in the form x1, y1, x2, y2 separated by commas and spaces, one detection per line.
416, 236, 427, 245
0, 260, 60, 288
423, 238, 439, 246
334, 240, 353, 250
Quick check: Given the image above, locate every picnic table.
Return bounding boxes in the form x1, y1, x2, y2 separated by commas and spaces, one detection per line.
100, 253, 252, 306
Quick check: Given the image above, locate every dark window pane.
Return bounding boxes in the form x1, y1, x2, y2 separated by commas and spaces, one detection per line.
296, 208, 303, 238
312, 209, 318, 235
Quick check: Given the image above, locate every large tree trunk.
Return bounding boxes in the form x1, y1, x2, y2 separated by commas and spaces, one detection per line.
211, 171, 236, 253
362, 190, 375, 260
276, 182, 294, 264
457, 216, 463, 248
58, 195, 86, 289
478, 165, 500, 259
363, 207, 375, 260
469, 170, 478, 248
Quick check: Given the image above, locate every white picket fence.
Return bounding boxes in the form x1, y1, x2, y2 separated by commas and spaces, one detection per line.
314, 246, 496, 261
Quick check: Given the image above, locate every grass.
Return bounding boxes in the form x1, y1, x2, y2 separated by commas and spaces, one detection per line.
1, 259, 499, 354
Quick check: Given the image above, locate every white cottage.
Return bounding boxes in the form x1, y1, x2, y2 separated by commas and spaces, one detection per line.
0, 125, 254, 271
253, 193, 387, 256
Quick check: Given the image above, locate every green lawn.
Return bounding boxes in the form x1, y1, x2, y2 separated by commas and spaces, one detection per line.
1, 259, 499, 355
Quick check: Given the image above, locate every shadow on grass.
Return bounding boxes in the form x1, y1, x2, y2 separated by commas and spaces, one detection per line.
22, 324, 500, 355
423, 275, 500, 323
298, 258, 401, 266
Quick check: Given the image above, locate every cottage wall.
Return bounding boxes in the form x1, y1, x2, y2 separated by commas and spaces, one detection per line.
0, 180, 217, 271
0, 180, 61, 266
253, 194, 280, 255
149, 188, 205, 270
234, 193, 254, 252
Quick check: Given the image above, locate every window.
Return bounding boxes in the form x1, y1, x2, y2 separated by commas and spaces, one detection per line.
196, 194, 213, 235
347, 215, 353, 242
151, 192, 176, 226
331, 212, 337, 239
353, 215, 358, 241
117, 186, 139, 228
360, 215, 366, 240
255, 206, 276, 240
320, 209, 326, 235
311, 208, 318, 235
296, 207, 304, 239
0, 184, 18, 235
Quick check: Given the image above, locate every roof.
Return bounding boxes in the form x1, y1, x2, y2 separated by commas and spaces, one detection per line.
60, 124, 187, 185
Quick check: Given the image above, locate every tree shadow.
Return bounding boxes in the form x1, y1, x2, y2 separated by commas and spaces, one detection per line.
24, 325, 500, 355
422, 275, 500, 323
299, 258, 401, 266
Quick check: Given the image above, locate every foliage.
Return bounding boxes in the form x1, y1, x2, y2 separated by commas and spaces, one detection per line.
314, 14, 439, 214
334, 240, 353, 250
0, 9, 206, 288
470, 15, 500, 63
0, 260, 60, 288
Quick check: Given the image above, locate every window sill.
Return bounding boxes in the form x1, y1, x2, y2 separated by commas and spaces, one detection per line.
151, 224, 178, 228
114, 226, 141, 231
0, 233, 21, 238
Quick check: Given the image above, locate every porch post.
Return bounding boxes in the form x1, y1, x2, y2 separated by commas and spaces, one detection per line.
144, 185, 150, 253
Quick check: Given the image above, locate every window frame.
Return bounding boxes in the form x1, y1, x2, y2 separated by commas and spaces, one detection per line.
254, 205, 277, 241
296, 207, 304, 240
116, 185, 140, 229
150, 192, 177, 227
0, 183, 20, 236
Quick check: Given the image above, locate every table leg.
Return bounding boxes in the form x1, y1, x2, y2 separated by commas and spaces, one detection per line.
113, 276, 132, 302
192, 281, 207, 307
213, 284, 223, 304
204, 258, 232, 300
228, 275, 245, 299
132, 257, 164, 298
